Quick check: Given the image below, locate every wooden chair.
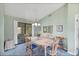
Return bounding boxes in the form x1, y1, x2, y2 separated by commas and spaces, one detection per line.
51, 36, 64, 56
24, 34, 32, 56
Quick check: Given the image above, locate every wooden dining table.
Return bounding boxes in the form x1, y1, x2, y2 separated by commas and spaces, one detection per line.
33, 38, 53, 56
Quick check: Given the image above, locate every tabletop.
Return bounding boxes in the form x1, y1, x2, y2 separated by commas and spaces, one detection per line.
33, 38, 53, 46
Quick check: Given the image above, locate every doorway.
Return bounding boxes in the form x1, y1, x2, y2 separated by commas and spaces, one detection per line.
14, 20, 32, 45
17, 22, 32, 44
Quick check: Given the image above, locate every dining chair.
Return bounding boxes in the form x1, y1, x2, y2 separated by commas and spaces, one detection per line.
24, 34, 38, 56
51, 36, 64, 56
24, 34, 32, 56
46, 36, 64, 56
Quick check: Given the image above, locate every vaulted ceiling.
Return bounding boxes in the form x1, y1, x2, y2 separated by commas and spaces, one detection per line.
4, 3, 65, 22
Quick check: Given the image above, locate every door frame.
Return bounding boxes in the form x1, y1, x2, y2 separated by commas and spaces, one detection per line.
75, 15, 79, 55
14, 20, 18, 44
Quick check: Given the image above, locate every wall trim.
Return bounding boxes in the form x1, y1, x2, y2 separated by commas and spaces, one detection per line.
68, 50, 76, 56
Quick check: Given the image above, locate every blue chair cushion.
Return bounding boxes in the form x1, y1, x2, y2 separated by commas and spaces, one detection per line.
47, 46, 52, 50
32, 44, 37, 49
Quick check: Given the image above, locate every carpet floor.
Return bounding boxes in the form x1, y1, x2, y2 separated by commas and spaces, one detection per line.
3, 43, 72, 56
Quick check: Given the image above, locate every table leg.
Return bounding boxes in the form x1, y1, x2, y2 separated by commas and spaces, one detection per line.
45, 45, 47, 56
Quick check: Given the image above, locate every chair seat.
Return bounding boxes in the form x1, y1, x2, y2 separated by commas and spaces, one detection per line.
47, 46, 52, 50
32, 44, 37, 49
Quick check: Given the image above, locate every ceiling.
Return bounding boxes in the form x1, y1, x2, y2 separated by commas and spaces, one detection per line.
4, 3, 65, 22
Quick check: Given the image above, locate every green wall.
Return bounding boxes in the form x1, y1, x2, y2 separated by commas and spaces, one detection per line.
39, 4, 67, 36
0, 4, 4, 55
4, 15, 14, 41
39, 4, 68, 49
67, 4, 79, 55
4, 15, 32, 41
39, 4, 79, 55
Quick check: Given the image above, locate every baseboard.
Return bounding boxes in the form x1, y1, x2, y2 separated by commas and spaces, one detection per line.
4, 45, 16, 52
68, 51, 76, 56
64, 48, 76, 56
15, 42, 25, 45
63, 48, 76, 55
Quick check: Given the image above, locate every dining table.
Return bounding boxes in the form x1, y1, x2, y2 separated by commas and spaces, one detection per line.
32, 37, 53, 56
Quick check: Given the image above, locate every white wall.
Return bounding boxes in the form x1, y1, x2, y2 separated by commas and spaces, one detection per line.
0, 4, 4, 55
